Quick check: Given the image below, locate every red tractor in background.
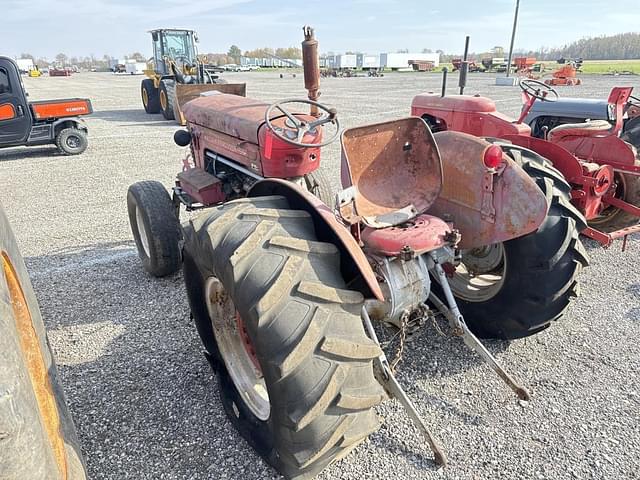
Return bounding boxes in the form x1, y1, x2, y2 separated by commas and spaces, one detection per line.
412, 77, 640, 248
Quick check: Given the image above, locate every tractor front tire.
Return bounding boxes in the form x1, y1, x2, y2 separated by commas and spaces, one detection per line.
0, 202, 86, 479
127, 181, 182, 277
303, 169, 334, 207
159, 79, 176, 120
55, 128, 88, 155
141, 79, 161, 114
183, 196, 386, 479
441, 143, 589, 339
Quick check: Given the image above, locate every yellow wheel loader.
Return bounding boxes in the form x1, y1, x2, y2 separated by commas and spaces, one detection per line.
141, 29, 246, 124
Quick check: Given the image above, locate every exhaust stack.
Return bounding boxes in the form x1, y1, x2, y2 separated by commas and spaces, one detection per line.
302, 26, 320, 116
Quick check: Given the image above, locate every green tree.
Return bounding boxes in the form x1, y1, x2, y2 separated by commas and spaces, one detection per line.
227, 45, 241, 62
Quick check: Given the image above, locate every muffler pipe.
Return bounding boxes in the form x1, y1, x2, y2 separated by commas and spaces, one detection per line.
302, 25, 320, 116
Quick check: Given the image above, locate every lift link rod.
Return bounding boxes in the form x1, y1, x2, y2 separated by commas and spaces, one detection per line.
428, 253, 531, 401
361, 306, 447, 466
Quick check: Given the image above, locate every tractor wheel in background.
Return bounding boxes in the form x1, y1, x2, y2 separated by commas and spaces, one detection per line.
0, 202, 86, 480
590, 127, 640, 232
588, 163, 640, 233
159, 79, 175, 120
437, 143, 589, 340
183, 196, 386, 479
141, 79, 161, 114
55, 128, 88, 155
304, 169, 334, 207
127, 181, 182, 277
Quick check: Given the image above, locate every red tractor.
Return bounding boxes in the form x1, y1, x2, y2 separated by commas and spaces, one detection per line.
128, 28, 587, 479
412, 78, 640, 247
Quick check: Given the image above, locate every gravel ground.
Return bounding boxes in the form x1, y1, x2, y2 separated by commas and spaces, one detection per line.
1, 71, 639, 480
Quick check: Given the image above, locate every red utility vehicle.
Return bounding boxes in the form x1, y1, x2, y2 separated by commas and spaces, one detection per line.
0, 56, 92, 155
412, 78, 640, 247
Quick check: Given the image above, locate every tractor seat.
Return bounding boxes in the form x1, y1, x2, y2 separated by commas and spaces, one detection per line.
361, 214, 452, 256
340, 117, 443, 229
547, 119, 612, 142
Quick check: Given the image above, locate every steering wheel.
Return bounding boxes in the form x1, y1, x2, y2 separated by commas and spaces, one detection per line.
519, 79, 558, 102
264, 99, 340, 148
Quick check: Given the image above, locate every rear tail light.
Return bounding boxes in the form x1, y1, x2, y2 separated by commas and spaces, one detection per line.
483, 145, 503, 169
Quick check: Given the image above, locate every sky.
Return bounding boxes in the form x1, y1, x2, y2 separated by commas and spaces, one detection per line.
4, 0, 640, 60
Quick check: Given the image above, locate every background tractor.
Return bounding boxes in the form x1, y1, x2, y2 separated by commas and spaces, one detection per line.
412, 72, 640, 248
128, 27, 588, 479
140, 28, 246, 124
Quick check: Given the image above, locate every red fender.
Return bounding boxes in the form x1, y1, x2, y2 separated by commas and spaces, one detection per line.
430, 131, 548, 250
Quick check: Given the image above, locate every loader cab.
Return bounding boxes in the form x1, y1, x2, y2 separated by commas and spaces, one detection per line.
151, 29, 198, 75
0, 56, 32, 146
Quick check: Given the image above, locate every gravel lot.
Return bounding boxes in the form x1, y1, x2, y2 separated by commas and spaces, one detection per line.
1, 71, 639, 480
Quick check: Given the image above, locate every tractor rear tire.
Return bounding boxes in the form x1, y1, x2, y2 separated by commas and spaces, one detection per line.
0, 202, 86, 479
141, 79, 161, 114
183, 196, 386, 480
55, 128, 88, 155
127, 181, 182, 277
159, 79, 175, 120
304, 169, 334, 207
440, 143, 589, 340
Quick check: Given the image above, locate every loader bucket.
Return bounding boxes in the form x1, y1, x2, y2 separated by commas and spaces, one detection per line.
174, 83, 246, 125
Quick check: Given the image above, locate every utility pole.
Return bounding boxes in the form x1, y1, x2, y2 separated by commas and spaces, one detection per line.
505, 0, 520, 78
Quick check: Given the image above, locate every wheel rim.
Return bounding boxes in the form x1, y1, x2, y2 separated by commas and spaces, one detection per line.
160, 90, 167, 111
65, 135, 80, 149
589, 172, 628, 226
142, 88, 149, 107
135, 206, 151, 258
205, 277, 270, 420
447, 243, 507, 302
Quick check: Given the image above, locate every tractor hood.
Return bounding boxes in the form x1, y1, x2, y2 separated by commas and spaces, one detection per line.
524, 98, 610, 124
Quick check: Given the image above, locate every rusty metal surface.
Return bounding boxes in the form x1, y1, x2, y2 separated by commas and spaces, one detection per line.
360, 214, 452, 256
247, 178, 384, 301
431, 131, 547, 249
341, 117, 442, 226
301, 26, 320, 116
177, 83, 246, 124
183, 93, 270, 144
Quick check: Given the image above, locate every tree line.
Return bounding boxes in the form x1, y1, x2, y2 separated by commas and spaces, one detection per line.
18, 32, 640, 70
516, 32, 640, 61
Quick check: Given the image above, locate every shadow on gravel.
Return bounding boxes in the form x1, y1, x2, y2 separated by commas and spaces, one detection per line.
0, 145, 62, 162
26, 241, 272, 480
92, 108, 173, 126
378, 319, 510, 378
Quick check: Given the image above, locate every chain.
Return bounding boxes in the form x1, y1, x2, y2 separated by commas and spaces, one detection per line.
390, 311, 409, 373
430, 310, 448, 337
